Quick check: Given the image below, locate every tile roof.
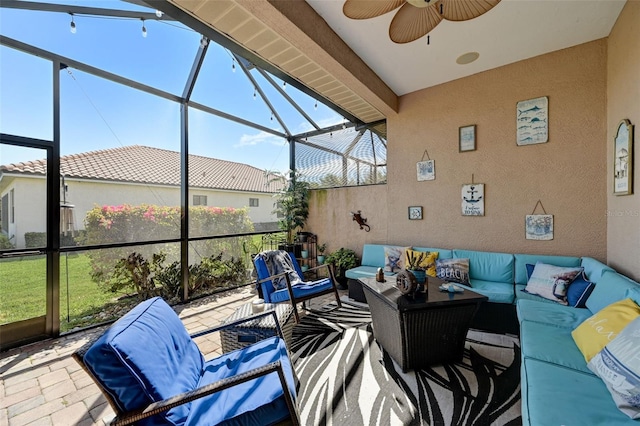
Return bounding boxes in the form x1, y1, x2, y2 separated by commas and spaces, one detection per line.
0, 145, 284, 193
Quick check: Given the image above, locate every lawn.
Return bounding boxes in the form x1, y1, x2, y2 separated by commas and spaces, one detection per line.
0, 253, 119, 332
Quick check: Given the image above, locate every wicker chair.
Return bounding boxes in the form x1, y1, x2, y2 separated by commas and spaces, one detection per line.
73, 297, 299, 426
254, 250, 342, 322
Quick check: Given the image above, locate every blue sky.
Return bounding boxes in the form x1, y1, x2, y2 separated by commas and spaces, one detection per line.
0, 0, 343, 173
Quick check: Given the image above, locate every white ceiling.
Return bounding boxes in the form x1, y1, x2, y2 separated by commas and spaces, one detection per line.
306, 0, 626, 96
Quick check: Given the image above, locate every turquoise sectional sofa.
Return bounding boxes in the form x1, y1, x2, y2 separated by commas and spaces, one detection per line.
345, 243, 640, 424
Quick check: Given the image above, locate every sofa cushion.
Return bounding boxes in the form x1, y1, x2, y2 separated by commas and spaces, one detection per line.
588, 316, 640, 419
187, 337, 296, 426
457, 279, 514, 304
345, 265, 379, 280
572, 298, 640, 363
452, 249, 514, 283
520, 320, 593, 374
523, 262, 583, 305
436, 258, 470, 285
521, 358, 637, 426
83, 297, 204, 425
414, 246, 453, 260
516, 288, 567, 305
580, 257, 615, 282
383, 245, 410, 273
586, 270, 640, 314
361, 244, 387, 267
516, 299, 592, 328
514, 253, 580, 286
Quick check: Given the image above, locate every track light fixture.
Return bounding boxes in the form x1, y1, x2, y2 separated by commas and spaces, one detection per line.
141, 20, 147, 38
232, 58, 236, 72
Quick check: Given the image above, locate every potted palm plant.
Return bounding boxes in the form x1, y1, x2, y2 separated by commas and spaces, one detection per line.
272, 172, 310, 258
406, 250, 428, 287
325, 247, 358, 289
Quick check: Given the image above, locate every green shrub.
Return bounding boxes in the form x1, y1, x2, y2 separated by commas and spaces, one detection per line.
25, 232, 46, 248
0, 233, 13, 249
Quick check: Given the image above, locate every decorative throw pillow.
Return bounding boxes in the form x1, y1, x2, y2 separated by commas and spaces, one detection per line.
523, 262, 583, 304
588, 316, 640, 419
384, 246, 411, 273
404, 249, 439, 277
571, 298, 640, 363
567, 272, 596, 308
436, 258, 470, 285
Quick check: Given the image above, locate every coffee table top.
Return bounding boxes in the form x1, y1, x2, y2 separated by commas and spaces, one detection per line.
360, 276, 487, 312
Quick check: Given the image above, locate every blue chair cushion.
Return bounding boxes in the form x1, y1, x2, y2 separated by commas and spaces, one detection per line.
186, 337, 296, 426
268, 278, 334, 303
516, 299, 592, 328
83, 297, 204, 425
586, 270, 640, 313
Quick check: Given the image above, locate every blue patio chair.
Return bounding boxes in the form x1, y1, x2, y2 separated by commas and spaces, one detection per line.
253, 250, 342, 323
73, 297, 299, 426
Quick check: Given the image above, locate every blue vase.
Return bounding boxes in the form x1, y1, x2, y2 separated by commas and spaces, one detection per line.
411, 269, 427, 284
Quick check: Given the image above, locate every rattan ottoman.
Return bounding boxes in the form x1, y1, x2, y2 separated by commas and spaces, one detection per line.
220, 302, 295, 353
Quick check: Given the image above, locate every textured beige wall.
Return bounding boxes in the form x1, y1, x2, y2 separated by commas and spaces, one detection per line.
308, 40, 609, 262
607, 1, 640, 281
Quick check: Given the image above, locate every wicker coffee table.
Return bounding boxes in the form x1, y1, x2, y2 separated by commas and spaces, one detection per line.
220, 302, 295, 353
360, 276, 487, 371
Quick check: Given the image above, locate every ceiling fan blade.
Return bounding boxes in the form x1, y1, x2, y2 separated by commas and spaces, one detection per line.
441, 0, 501, 22
343, 0, 405, 19
389, 1, 443, 43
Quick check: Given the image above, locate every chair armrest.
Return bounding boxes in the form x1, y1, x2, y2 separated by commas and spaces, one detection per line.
256, 270, 291, 285
189, 309, 283, 340
111, 359, 299, 426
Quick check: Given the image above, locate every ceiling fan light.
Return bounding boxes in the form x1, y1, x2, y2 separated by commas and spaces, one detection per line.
456, 52, 480, 65
407, 0, 434, 8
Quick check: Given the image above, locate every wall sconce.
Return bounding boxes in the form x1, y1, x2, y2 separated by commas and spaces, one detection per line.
351, 210, 370, 232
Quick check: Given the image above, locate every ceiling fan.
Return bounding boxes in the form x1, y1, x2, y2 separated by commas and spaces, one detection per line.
343, 0, 501, 44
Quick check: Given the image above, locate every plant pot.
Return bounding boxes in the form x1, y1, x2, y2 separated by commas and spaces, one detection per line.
410, 269, 427, 284
297, 231, 313, 243
301, 265, 309, 272
301, 250, 309, 259
317, 255, 325, 264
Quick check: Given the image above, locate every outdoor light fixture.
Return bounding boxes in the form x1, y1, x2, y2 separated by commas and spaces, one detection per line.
155, 10, 163, 18
232, 58, 236, 72
200, 36, 208, 48
283, 81, 287, 90
141, 20, 147, 38
253, 88, 257, 99
69, 14, 76, 34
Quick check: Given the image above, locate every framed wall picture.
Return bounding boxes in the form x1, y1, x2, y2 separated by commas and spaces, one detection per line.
461, 184, 484, 216
416, 160, 435, 181
408, 206, 423, 220
525, 214, 554, 240
459, 125, 476, 152
516, 96, 548, 146
614, 119, 634, 195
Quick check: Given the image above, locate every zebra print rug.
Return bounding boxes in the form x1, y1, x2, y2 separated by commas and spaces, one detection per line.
291, 303, 522, 425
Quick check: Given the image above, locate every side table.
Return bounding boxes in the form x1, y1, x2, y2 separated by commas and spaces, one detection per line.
360, 276, 487, 371
220, 302, 295, 353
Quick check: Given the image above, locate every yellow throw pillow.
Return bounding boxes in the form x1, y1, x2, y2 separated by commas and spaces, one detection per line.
404, 249, 439, 277
571, 298, 640, 363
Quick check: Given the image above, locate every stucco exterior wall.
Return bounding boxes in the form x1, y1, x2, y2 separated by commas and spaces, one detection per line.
607, 0, 640, 281
308, 40, 609, 261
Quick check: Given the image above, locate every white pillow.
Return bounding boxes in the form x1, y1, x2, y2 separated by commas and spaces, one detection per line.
523, 262, 583, 304
383, 245, 410, 273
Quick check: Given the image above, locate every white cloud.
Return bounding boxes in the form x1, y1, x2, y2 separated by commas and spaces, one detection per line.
235, 131, 286, 148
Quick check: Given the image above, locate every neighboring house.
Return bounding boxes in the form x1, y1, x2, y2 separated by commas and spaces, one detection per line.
0, 145, 285, 249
